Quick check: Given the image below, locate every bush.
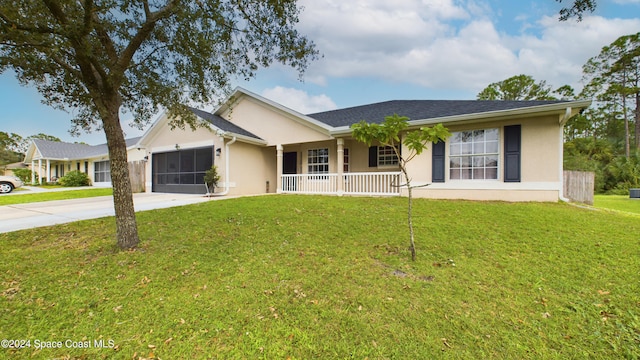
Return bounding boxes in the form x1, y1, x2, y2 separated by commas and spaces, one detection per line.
204, 165, 220, 190
12, 168, 37, 184
58, 171, 91, 187
604, 151, 640, 193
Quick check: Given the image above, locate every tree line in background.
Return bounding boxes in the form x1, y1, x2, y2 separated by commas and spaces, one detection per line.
477, 32, 640, 194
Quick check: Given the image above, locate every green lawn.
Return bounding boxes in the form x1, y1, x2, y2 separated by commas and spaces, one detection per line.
1, 195, 638, 359
594, 194, 640, 215
0, 188, 113, 206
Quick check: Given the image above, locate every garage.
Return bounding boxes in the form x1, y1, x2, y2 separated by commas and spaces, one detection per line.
152, 147, 213, 194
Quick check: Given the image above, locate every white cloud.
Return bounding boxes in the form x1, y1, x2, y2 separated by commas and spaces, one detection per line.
507, 16, 640, 91
261, 86, 337, 114
296, 0, 640, 96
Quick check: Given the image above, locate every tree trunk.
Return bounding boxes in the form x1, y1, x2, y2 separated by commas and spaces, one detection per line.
635, 92, 640, 150
400, 165, 416, 261
622, 92, 630, 158
102, 110, 140, 249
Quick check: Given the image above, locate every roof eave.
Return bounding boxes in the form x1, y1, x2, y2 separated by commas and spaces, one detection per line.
203, 121, 267, 146
222, 132, 268, 146
330, 99, 592, 136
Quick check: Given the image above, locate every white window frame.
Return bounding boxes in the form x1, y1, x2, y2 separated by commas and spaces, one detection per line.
307, 148, 329, 174
343, 148, 350, 173
94, 160, 111, 183
377, 145, 399, 167
449, 128, 499, 180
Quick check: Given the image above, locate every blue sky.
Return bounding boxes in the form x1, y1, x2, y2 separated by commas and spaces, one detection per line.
1, 0, 639, 145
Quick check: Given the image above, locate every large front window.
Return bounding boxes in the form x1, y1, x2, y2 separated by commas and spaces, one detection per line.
449, 129, 499, 180
307, 148, 329, 174
94, 161, 111, 182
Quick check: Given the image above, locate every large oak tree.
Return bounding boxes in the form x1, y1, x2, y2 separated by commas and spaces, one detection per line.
0, 1, 318, 249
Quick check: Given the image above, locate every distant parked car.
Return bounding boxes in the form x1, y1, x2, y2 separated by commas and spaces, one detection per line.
0, 175, 24, 194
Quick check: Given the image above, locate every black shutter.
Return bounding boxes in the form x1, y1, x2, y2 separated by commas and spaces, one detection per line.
368, 146, 378, 167
432, 141, 445, 183
504, 125, 521, 182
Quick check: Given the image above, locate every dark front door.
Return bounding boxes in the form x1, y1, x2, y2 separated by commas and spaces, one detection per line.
283, 152, 297, 174
283, 152, 297, 191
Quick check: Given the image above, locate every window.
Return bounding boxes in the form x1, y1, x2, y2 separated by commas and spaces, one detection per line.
307, 148, 329, 174
449, 129, 499, 180
343, 148, 350, 172
94, 160, 111, 182
378, 146, 399, 166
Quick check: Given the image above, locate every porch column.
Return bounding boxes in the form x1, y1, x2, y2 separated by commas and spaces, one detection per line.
31, 160, 35, 184
276, 144, 283, 194
46, 160, 51, 183
337, 138, 344, 196
38, 159, 42, 184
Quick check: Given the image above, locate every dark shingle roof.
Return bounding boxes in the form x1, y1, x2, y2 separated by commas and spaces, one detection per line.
189, 107, 263, 140
306, 100, 571, 127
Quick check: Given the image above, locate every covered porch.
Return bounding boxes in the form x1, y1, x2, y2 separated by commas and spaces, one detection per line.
30, 158, 86, 184
274, 138, 402, 196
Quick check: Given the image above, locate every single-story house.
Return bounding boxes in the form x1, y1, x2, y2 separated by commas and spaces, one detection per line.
24, 137, 145, 185
24, 87, 592, 201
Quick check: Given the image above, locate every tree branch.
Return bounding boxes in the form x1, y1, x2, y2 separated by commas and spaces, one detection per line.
41, 0, 69, 26
117, 0, 179, 75
235, 1, 272, 36
90, 14, 119, 64
0, 11, 58, 35
50, 54, 83, 78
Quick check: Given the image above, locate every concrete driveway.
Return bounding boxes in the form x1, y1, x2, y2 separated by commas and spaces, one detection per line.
0, 192, 218, 233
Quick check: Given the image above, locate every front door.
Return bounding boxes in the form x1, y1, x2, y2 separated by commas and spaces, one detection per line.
283, 152, 297, 191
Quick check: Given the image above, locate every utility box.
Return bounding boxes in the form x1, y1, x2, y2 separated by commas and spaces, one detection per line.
630, 188, 640, 199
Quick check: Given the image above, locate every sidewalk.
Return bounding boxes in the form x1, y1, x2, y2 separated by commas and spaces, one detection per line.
0, 192, 222, 233
5, 185, 103, 195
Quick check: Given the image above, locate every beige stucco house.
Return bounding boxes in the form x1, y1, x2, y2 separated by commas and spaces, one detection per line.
23, 87, 591, 201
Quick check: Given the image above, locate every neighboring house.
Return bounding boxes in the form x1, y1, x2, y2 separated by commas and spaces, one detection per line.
23, 87, 592, 202
23, 137, 145, 185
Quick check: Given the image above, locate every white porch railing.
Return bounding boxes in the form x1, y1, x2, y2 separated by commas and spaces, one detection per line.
343, 172, 402, 195
281, 172, 401, 196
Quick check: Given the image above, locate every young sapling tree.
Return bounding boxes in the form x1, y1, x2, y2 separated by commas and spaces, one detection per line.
351, 114, 450, 261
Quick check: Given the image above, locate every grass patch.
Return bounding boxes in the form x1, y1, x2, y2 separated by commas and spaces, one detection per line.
1, 195, 639, 359
594, 195, 640, 215
0, 188, 113, 206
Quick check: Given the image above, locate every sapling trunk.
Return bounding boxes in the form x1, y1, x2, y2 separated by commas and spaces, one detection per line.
400, 164, 416, 261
